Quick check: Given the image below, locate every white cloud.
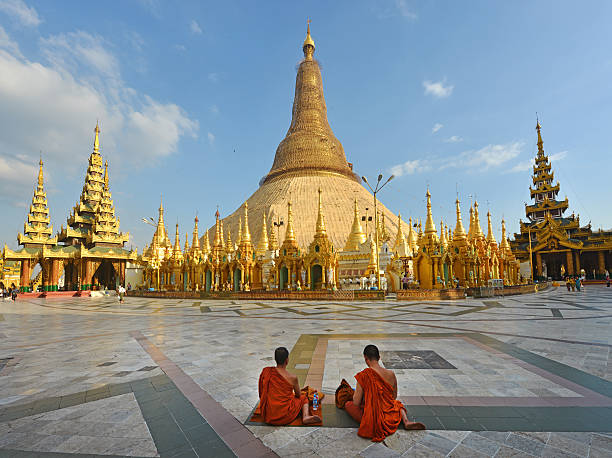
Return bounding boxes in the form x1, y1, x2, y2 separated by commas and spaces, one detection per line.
390, 142, 524, 178
175, 44, 186, 52
0, 25, 21, 57
394, 0, 417, 19
508, 150, 568, 173
41, 31, 121, 80
423, 79, 454, 98
0, 154, 37, 185
444, 142, 523, 171
390, 159, 430, 177
0, 0, 41, 27
208, 72, 218, 83
207, 132, 215, 145
0, 27, 199, 199
444, 135, 463, 143
549, 150, 568, 162
190, 20, 202, 35
432, 123, 443, 134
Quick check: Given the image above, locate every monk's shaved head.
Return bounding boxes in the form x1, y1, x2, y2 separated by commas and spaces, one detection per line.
274, 347, 289, 365
363, 345, 380, 361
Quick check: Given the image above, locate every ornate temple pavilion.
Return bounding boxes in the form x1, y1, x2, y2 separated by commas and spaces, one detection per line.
3, 124, 137, 292
510, 121, 612, 280
206, 24, 399, 250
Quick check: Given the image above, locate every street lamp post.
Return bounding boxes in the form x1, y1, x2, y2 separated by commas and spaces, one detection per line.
362, 174, 394, 290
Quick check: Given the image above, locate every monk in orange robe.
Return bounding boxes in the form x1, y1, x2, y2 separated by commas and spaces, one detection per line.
344, 345, 425, 441
258, 347, 322, 425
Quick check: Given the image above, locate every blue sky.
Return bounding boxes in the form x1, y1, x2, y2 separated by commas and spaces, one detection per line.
1, 0, 610, 251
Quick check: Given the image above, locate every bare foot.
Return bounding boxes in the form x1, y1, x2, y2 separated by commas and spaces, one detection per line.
403, 419, 426, 430
303, 415, 322, 425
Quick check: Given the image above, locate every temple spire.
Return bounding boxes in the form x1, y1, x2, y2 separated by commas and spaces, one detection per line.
440, 218, 447, 248
284, 199, 296, 243
303, 19, 315, 59
486, 211, 497, 243
256, 212, 269, 256
37, 157, 44, 188
242, 202, 252, 242
103, 161, 109, 189
407, 217, 417, 252
268, 215, 279, 251
424, 189, 436, 235
499, 219, 511, 253
18, 157, 56, 246
262, 21, 356, 184
473, 201, 484, 239
93, 121, 101, 155
191, 215, 200, 251
536, 117, 544, 157
173, 222, 181, 256
453, 198, 467, 241
344, 198, 366, 251
315, 188, 327, 235
237, 217, 243, 245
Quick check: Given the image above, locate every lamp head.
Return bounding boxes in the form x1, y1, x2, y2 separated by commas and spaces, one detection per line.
361, 176, 368, 184
377, 174, 383, 183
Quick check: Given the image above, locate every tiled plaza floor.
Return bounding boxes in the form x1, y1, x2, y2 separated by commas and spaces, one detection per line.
1, 285, 611, 457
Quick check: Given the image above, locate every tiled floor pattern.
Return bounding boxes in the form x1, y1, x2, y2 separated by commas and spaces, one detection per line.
0, 286, 611, 456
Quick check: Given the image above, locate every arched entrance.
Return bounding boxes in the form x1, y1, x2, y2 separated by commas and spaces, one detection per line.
311, 264, 323, 290
93, 260, 116, 290
233, 268, 242, 291
205, 270, 212, 292
280, 266, 289, 290
30, 262, 42, 292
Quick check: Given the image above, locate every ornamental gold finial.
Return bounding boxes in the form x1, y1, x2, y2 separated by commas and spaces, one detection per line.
315, 188, 327, 235
486, 211, 496, 243
38, 156, 44, 188
536, 116, 544, 157
93, 121, 101, 154
454, 198, 467, 240
257, 211, 269, 256
303, 18, 315, 59
104, 161, 109, 189
474, 201, 484, 239
242, 202, 251, 242
424, 188, 436, 235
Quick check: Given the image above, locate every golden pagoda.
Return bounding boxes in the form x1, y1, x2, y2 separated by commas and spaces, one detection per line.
205, 24, 398, 250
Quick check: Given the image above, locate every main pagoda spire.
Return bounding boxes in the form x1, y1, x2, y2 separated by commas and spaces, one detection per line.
262, 22, 357, 184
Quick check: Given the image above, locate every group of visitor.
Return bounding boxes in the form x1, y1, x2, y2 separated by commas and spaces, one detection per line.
0, 286, 18, 301
565, 275, 584, 292
257, 344, 425, 442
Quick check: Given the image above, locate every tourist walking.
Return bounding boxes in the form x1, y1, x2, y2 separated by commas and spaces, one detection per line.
118, 284, 126, 303
575, 276, 581, 292
565, 277, 571, 292
11, 288, 17, 301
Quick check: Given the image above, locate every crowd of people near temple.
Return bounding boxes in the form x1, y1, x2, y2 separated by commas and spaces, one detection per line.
565, 269, 610, 291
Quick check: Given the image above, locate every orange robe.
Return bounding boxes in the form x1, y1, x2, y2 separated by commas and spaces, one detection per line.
258, 367, 308, 425
354, 368, 405, 442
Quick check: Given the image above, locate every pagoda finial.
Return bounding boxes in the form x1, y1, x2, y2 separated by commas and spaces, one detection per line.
268, 212, 279, 251
474, 201, 484, 239
191, 214, 200, 250
424, 188, 436, 235
226, 227, 233, 252
536, 116, 544, 157
256, 211, 269, 256
500, 218, 511, 252
37, 156, 44, 188
93, 121, 101, 155
440, 218, 447, 248
242, 202, 251, 242
103, 161, 109, 189
344, 198, 366, 251
303, 18, 315, 59
237, 217, 243, 245
454, 198, 467, 240
173, 222, 181, 254
486, 211, 496, 243
284, 199, 296, 242
315, 188, 327, 235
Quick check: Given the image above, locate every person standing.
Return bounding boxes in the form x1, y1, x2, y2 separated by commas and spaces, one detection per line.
575, 276, 581, 292
118, 284, 126, 303
11, 288, 17, 302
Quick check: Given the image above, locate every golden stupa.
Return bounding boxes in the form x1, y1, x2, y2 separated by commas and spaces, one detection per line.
207, 24, 398, 249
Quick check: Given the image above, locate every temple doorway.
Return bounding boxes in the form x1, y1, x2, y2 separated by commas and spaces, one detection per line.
93, 260, 116, 290
541, 252, 566, 280
311, 264, 323, 290
205, 270, 212, 292
280, 266, 288, 290
233, 269, 242, 291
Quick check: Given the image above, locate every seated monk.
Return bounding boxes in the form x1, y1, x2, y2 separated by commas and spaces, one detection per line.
344, 345, 425, 442
258, 347, 322, 425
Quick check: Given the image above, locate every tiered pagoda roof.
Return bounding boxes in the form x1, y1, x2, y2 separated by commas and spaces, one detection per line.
18, 158, 57, 247
58, 123, 129, 248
